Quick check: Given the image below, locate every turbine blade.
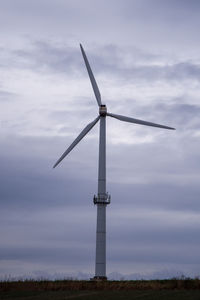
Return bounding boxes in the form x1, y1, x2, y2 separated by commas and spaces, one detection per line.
53, 116, 100, 168
80, 44, 102, 107
107, 112, 175, 130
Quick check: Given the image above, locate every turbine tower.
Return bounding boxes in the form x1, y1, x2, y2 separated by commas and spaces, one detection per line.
53, 44, 175, 280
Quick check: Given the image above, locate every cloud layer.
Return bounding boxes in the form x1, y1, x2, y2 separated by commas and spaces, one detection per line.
1, 0, 200, 279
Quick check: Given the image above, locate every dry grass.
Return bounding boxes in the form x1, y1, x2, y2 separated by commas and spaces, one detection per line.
1, 278, 200, 292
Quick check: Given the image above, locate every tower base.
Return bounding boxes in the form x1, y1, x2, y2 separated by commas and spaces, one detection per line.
91, 276, 107, 281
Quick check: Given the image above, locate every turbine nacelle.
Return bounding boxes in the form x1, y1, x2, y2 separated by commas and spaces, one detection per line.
99, 105, 107, 116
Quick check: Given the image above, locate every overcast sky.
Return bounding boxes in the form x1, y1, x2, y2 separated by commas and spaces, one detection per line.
1, 0, 200, 280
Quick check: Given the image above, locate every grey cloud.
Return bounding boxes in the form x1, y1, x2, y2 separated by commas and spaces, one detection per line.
49, 102, 99, 125
1, 0, 200, 278
0, 135, 98, 210
1, 0, 200, 57
34, 43, 200, 84
4, 42, 81, 74
1, 132, 200, 277
3, 39, 200, 88
30, 40, 82, 74
110, 183, 200, 213
0, 246, 93, 264
109, 214, 200, 246
127, 102, 200, 130
159, 103, 200, 129
108, 247, 200, 265
105, 61, 200, 83
0, 90, 18, 102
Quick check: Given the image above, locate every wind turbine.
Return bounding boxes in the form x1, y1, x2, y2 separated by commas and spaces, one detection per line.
53, 44, 175, 280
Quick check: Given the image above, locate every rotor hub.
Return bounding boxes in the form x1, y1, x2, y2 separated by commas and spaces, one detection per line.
99, 105, 107, 116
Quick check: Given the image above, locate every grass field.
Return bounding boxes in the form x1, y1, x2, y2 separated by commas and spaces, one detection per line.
1, 289, 200, 300
1, 279, 200, 300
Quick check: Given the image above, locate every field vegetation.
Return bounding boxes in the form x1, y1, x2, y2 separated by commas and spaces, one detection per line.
1, 279, 200, 300
1, 278, 200, 291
